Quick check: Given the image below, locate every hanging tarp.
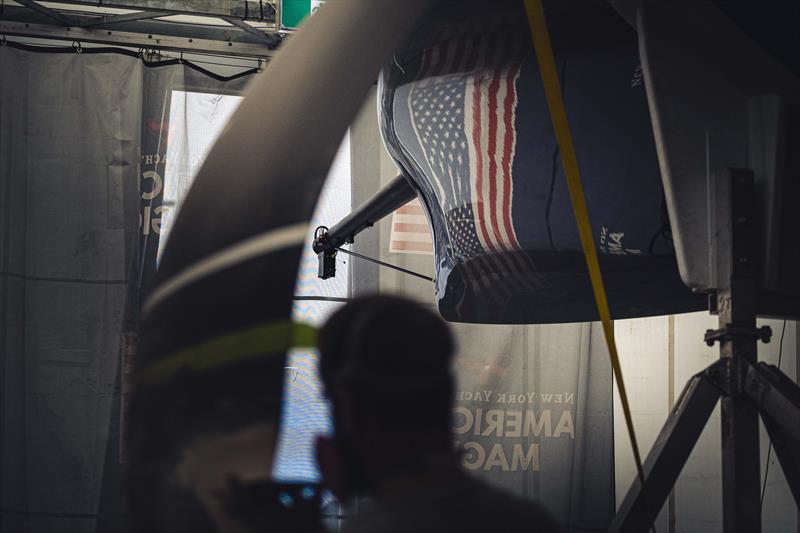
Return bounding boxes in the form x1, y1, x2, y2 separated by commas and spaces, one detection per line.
0, 42, 258, 533
0, 44, 142, 533
379, 0, 706, 324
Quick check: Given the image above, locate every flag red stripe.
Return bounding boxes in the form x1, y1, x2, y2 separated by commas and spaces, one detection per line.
392, 241, 433, 252
487, 68, 504, 249
396, 204, 425, 216
393, 222, 431, 233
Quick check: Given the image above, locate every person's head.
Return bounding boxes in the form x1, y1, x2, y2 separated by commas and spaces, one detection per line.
315, 295, 456, 500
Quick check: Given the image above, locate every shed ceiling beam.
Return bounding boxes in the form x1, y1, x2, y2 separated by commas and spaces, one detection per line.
221, 16, 277, 47
78, 11, 176, 28
14, 0, 77, 26
0, 20, 277, 58
0, 7, 282, 47
28, 1, 277, 22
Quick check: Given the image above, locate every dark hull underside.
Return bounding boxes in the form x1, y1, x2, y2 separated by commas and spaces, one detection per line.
439, 252, 705, 324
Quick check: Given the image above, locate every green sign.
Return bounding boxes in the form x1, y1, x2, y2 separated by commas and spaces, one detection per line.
282, 0, 325, 29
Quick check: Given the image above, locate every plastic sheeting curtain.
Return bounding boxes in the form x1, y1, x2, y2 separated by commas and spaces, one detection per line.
0, 44, 253, 533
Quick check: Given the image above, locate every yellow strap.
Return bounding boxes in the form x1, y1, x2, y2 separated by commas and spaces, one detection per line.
138, 321, 317, 386
523, 0, 647, 488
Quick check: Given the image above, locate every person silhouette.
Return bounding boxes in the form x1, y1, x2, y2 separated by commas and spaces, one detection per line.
316, 295, 558, 533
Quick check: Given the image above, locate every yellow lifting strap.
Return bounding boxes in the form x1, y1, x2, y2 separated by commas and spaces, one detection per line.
523, 0, 648, 489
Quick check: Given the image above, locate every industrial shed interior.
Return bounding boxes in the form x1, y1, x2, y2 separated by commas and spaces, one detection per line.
0, 1, 798, 532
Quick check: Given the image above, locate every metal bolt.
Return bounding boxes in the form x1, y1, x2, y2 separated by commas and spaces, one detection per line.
759, 326, 772, 344
705, 329, 717, 346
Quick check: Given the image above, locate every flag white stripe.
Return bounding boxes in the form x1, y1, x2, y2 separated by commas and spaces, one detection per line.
494, 69, 513, 249
390, 232, 434, 243
505, 66, 523, 247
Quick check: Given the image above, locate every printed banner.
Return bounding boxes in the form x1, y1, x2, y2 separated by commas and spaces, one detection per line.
138, 67, 172, 292
450, 321, 614, 530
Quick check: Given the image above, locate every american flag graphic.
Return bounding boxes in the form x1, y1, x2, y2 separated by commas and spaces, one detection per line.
406, 29, 541, 298
389, 198, 433, 255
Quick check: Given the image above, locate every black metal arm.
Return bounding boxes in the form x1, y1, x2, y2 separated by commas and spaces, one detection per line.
313, 174, 416, 254
313, 174, 417, 279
